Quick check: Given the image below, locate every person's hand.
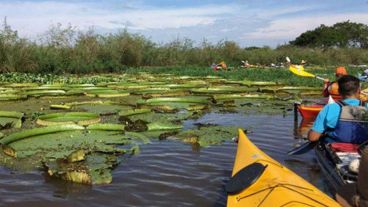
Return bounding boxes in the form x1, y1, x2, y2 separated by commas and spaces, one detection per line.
324, 79, 330, 83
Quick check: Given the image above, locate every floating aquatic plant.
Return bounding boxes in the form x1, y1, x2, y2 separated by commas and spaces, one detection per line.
36, 112, 101, 126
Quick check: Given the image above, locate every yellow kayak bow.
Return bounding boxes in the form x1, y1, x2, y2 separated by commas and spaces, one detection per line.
226, 129, 341, 207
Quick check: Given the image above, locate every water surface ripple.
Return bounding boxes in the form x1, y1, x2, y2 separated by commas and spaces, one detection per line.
0, 114, 331, 207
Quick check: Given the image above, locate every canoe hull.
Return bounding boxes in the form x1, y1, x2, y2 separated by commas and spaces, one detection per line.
297, 104, 323, 119
227, 129, 340, 207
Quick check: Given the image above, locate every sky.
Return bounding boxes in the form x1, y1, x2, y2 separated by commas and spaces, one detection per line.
1, 0, 368, 47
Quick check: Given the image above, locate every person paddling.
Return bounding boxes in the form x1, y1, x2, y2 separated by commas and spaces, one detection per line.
218, 61, 228, 70
308, 75, 368, 144
322, 66, 348, 99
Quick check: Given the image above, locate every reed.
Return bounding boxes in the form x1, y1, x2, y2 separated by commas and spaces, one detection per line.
1, 22, 368, 74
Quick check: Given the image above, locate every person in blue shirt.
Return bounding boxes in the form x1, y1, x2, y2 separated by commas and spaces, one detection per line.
308, 75, 368, 144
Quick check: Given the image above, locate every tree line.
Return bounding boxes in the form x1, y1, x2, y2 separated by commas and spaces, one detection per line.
0, 20, 368, 73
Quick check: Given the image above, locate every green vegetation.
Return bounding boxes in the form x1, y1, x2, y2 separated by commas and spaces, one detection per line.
1, 20, 368, 74
0, 66, 353, 87
291, 21, 368, 48
0, 111, 23, 129
174, 125, 239, 147
1, 71, 355, 184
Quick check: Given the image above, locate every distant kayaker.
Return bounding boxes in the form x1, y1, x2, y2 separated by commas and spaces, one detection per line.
212, 61, 227, 71
322, 66, 348, 99
359, 69, 368, 82
308, 75, 368, 144
241, 60, 250, 68
218, 61, 228, 70
336, 145, 368, 207
300, 60, 306, 66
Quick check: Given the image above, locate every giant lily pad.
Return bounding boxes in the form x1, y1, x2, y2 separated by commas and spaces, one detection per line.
23, 90, 66, 97
36, 112, 100, 126
0, 111, 23, 129
124, 111, 197, 123
191, 86, 257, 94
1, 126, 135, 158
213, 93, 274, 101
118, 109, 151, 117
75, 103, 131, 115
0, 94, 27, 101
174, 126, 239, 147
45, 153, 117, 185
0, 124, 147, 184
147, 122, 183, 131
240, 80, 278, 86
141, 102, 208, 111
87, 123, 125, 131
141, 91, 190, 99
141, 96, 210, 104
85, 89, 130, 98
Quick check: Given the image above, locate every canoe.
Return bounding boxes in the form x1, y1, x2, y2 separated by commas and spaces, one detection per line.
297, 104, 323, 119
227, 129, 340, 207
315, 141, 359, 192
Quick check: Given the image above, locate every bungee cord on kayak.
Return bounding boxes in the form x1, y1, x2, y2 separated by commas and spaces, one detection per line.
237, 183, 331, 207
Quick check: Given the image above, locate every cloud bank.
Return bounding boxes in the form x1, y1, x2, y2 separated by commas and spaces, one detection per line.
1, 0, 368, 47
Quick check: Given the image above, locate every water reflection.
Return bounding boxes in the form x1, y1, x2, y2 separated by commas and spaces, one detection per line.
0, 114, 333, 207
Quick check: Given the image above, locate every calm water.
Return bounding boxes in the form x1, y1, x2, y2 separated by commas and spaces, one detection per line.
0, 113, 332, 207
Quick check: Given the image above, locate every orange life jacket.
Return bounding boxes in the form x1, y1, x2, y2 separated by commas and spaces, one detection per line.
323, 81, 342, 100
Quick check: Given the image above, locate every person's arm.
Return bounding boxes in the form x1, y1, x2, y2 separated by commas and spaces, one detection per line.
308, 105, 330, 142
308, 130, 322, 142
322, 79, 330, 97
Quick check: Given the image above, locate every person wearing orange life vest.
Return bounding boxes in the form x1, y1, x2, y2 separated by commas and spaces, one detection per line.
322, 66, 348, 100
217, 61, 227, 70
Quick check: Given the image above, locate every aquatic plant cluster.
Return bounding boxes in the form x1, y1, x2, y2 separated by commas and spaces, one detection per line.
1, 22, 368, 74
0, 73, 323, 184
0, 65, 358, 88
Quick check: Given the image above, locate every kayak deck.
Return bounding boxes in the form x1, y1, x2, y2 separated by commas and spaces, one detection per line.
227, 129, 340, 207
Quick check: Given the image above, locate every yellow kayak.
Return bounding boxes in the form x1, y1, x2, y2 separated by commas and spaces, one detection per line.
227, 129, 341, 207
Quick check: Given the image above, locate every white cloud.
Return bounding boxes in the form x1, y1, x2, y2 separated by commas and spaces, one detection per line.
1, 1, 368, 47
0, 1, 236, 37
242, 13, 368, 41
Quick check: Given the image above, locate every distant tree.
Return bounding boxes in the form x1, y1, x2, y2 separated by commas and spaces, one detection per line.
290, 21, 368, 48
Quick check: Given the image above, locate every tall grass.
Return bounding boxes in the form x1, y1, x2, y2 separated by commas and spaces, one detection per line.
1, 21, 368, 74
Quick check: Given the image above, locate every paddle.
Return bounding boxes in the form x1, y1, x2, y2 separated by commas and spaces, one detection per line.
286, 57, 326, 81
286, 57, 368, 96
287, 140, 317, 155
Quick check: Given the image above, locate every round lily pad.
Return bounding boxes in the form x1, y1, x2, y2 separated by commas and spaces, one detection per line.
36, 112, 101, 126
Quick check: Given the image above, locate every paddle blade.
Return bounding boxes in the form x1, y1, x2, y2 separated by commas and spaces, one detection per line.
286, 56, 291, 63
289, 65, 316, 78
288, 141, 317, 155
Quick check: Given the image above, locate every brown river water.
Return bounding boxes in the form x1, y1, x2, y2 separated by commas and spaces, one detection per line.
0, 112, 333, 207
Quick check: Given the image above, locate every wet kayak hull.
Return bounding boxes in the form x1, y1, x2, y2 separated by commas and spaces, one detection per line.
227, 129, 340, 207
297, 104, 323, 119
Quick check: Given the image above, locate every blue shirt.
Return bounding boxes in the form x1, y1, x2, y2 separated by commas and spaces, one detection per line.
312, 98, 367, 133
